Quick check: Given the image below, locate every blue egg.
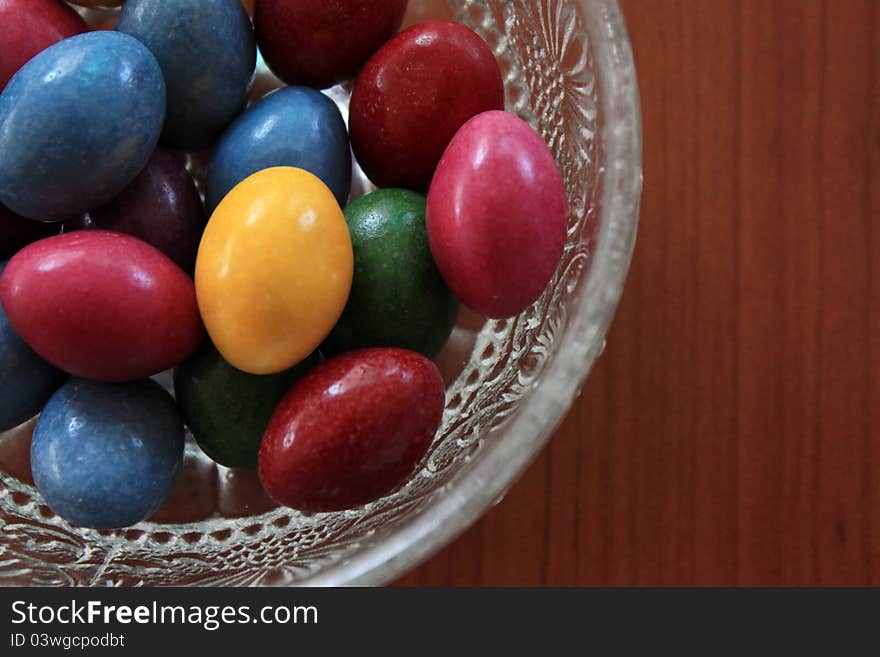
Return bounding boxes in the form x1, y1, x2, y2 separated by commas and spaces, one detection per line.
206, 86, 352, 213
0, 32, 165, 221
31, 378, 185, 529
0, 262, 65, 432
118, 0, 256, 151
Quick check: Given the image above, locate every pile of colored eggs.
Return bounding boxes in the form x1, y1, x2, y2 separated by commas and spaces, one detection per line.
0, 0, 568, 529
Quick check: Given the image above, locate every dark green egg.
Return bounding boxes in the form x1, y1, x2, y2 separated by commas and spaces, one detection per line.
324, 188, 459, 358
173, 342, 318, 469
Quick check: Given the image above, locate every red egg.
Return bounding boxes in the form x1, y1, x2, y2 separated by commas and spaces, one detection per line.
349, 20, 505, 192
0, 0, 87, 90
258, 348, 445, 512
427, 110, 568, 319
254, 0, 408, 89
0, 231, 204, 382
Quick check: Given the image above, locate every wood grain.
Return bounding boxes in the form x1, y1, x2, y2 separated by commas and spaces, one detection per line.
396, 0, 880, 586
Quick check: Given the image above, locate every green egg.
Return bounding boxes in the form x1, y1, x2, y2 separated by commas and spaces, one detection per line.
173, 341, 318, 469
324, 188, 459, 358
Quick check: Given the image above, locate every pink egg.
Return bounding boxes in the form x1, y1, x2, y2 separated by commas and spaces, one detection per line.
0, 231, 204, 382
426, 110, 568, 319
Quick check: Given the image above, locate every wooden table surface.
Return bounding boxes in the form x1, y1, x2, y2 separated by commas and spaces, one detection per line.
397, 0, 879, 586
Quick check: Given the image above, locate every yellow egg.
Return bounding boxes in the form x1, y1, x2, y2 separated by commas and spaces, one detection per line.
195, 167, 353, 375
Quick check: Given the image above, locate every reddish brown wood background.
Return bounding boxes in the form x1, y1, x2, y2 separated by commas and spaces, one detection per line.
397, 0, 880, 586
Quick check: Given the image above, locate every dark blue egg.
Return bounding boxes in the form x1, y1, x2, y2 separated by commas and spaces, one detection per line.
118, 0, 256, 151
0, 32, 165, 221
31, 378, 185, 529
0, 261, 65, 432
206, 86, 352, 213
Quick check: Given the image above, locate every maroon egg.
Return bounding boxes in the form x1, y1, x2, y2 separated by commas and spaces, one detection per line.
427, 110, 568, 319
0, 0, 88, 90
254, 0, 408, 89
65, 146, 205, 272
0, 231, 204, 382
258, 348, 445, 512
349, 20, 504, 192
0, 204, 60, 259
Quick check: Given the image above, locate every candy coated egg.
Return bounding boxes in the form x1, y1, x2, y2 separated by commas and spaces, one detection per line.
196, 167, 353, 375
0, 261, 65, 433
349, 20, 505, 192
117, 0, 256, 151
254, 0, 407, 89
0, 0, 87, 90
0, 31, 165, 221
0, 231, 204, 382
0, 204, 60, 259
206, 86, 351, 213
324, 189, 458, 358
31, 378, 184, 529
65, 146, 205, 272
427, 111, 568, 318
259, 348, 445, 512
174, 343, 318, 469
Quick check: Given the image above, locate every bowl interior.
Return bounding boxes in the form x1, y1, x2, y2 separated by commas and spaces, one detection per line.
0, 0, 640, 586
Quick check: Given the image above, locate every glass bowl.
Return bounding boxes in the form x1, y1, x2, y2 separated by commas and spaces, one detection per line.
0, 0, 641, 586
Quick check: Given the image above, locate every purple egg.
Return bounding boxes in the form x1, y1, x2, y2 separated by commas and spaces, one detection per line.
65, 146, 205, 272
0, 204, 60, 259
